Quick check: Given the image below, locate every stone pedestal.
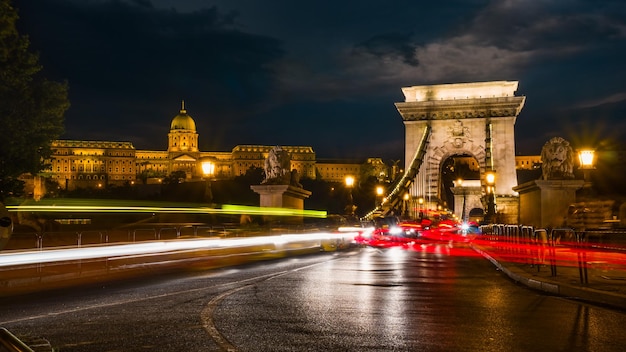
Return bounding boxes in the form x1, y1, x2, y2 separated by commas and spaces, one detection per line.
513, 180, 584, 228
250, 185, 312, 222
494, 195, 519, 225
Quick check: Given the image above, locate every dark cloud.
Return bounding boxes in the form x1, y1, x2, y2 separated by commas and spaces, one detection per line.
16, 0, 281, 104
353, 32, 419, 66
468, 1, 626, 53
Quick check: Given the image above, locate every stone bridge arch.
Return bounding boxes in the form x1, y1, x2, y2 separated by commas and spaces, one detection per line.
395, 81, 526, 223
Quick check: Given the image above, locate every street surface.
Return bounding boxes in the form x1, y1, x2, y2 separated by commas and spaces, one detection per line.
1, 242, 626, 351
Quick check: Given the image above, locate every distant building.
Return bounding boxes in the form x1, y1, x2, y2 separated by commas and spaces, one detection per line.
315, 159, 362, 182
453, 156, 481, 172
515, 155, 542, 170
45, 103, 383, 191
47, 140, 137, 190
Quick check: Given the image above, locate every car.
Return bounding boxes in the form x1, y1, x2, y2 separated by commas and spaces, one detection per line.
354, 216, 423, 248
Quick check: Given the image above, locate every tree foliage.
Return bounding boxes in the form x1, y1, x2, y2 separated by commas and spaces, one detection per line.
162, 170, 186, 185
0, 0, 69, 199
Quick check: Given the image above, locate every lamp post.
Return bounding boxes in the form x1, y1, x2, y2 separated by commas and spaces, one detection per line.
201, 160, 215, 203
345, 175, 355, 217
456, 178, 467, 222
403, 193, 409, 218
578, 149, 595, 184
485, 171, 496, 224
578, 149, 595, 199
376, 185, 384, 208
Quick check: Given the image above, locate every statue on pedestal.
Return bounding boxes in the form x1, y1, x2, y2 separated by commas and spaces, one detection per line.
251, 146, 310, 216
514, 136, 584, 228
540, 137, 575, 180
262, 146, 302, 187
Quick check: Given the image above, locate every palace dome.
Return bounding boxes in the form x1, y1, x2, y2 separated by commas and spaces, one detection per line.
170, 101, 196, 131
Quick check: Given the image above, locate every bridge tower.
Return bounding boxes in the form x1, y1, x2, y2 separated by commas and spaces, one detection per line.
395, 81, 525, 223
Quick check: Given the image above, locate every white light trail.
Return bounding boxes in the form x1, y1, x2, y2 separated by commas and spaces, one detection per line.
0, 232, 358, 268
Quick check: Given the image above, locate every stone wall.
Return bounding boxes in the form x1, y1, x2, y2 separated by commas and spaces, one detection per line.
566, 200, 615, 230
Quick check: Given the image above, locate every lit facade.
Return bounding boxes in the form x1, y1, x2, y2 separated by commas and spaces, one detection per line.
316, 160, 362, 182
46, 104, 363, 190
47, 140, 137, 190
515, 155, 541, 170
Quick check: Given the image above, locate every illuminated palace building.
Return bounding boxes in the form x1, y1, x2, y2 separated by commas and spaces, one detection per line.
47, 103, 368, 191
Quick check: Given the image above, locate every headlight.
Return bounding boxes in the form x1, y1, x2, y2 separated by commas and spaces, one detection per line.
389, 226, 403, 235
360, 227, 375, 238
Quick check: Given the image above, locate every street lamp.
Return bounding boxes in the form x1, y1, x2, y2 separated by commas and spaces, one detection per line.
578, 149, 596, 200
578, 149, 595, 183
376, 186, 384, 208
485, 171, 496, 224
403, 192, 409, 218
201, 160, 215, 203
456, 178, 467, 222
345, 175, 355, 217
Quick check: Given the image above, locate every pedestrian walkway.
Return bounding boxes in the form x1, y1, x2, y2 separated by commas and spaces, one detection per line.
471, 240, 626, 311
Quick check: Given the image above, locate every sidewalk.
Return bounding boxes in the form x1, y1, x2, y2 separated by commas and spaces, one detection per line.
471, 240, 626, 311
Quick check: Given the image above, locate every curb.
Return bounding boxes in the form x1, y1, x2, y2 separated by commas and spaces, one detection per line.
471, 244, 626, 311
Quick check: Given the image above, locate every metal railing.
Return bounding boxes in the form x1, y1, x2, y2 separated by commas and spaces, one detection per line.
0, 328, 35, 352
480, 223, 626, 284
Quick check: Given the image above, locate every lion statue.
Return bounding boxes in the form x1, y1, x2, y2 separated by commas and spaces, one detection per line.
262, 146, 292, 185
540, 137, 575, 180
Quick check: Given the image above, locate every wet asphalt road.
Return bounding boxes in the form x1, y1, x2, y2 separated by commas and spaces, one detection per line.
1, 242, 626, 352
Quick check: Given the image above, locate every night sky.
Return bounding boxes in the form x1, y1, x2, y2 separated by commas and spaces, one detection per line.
13, 0, 626, 161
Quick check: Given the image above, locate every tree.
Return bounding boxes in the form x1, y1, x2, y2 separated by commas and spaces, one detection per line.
0, 0, 69, 200
162, 171, 186, 185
